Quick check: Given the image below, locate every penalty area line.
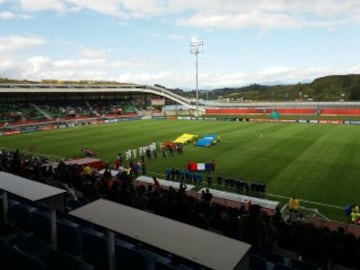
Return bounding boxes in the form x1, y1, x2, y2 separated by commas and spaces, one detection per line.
267, 192, 343, 210
25, 133, 65, 139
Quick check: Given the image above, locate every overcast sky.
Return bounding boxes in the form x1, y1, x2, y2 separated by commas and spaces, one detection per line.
1, 0, 360, 89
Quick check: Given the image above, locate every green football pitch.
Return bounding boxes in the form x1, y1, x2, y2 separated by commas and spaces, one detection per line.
1, 119, 359, 221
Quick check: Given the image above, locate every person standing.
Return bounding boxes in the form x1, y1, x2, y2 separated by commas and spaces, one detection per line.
289, 196, 300, 212
288, 196, 300, 222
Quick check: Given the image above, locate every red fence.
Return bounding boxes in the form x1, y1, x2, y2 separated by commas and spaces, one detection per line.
321, 108, 360, 115
206, 107, 360, 116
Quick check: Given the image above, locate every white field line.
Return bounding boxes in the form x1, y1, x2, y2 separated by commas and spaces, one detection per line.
267, 192, 343, 210
280, 204, 287, 213
25, 133, 65, 139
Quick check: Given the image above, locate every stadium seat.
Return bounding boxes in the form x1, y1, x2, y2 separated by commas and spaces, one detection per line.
249, 254, 267, 270
155, 261, 177, 270
291, 259, 318, 270
273, 262, 293, 270
9, 232, 54, 259
12, 201, 36, 232
0, 237, 13, 270
259, 250, 286, 265
115, 245, 147, 270
57, 218, 81, 256
80, 226, 108, 270
31, 209, 51, 242
12, 244, 48, 270
46, 251, 96, 270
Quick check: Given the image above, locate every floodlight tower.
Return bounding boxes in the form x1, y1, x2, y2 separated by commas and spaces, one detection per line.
190, 37, 203, 117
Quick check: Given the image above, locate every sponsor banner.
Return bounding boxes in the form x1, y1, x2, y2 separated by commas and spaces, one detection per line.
90, 121, 98, 125
250, 119, 274, 122
318, 120, 343, 125
177, 116, 191, 120
202, 117, 217, 121
279, 119, 297, 123
118, 117, 141, 121
329, 120, 343, 125
22, 127, 39, 133
104, 119, 118, 124
152, 115, 166, 119
348, 121, 360, 125
4, 130, 21, 136
298, 120, 308, 124
39, 125, 57, 131
58, 124, 67, 129
97, 120, 105, 124
309, 120, 318, 124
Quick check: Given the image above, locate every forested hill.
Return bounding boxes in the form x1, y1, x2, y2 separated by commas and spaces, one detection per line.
203, 74, 360, 101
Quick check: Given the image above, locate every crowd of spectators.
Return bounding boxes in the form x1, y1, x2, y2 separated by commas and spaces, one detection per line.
1, 149, 360, 269
36, 100, 93, 118
0, 102, 45, 123
3, 100, 138, 121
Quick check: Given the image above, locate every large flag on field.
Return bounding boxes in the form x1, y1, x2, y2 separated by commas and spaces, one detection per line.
196, 134, 218, 147
188, 162, 214, 171
173, 133, 197, 144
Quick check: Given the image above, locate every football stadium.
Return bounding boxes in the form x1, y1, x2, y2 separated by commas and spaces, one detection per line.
1, 82, 360, 269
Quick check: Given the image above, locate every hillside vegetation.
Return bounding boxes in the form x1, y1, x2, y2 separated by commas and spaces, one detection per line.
201, 74, 360, 101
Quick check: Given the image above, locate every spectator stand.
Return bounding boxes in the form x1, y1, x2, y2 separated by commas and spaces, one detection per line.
0, 171, 66, 249
70, 198, 251, 270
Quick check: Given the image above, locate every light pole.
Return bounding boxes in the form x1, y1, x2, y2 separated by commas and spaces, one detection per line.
190, 37, 203, 117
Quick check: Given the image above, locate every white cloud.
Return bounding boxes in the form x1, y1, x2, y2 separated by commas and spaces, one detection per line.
9, 1, 360, 30
0, 35, 47, 52
176, 1, 360, 30
54, 58, 107, 68
18, 0, 71, 12
0, 11, 31, 20
0, 47, 359, 88
79, 48, 112, 59
24, 56, 53, 76
0, 12, 15, 19
64, 0, 124, 16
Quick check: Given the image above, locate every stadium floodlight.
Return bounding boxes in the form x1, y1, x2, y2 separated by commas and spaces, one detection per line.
190, 37, 204, 117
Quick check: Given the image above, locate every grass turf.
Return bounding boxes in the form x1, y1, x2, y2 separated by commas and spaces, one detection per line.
1, 119, 359, 221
